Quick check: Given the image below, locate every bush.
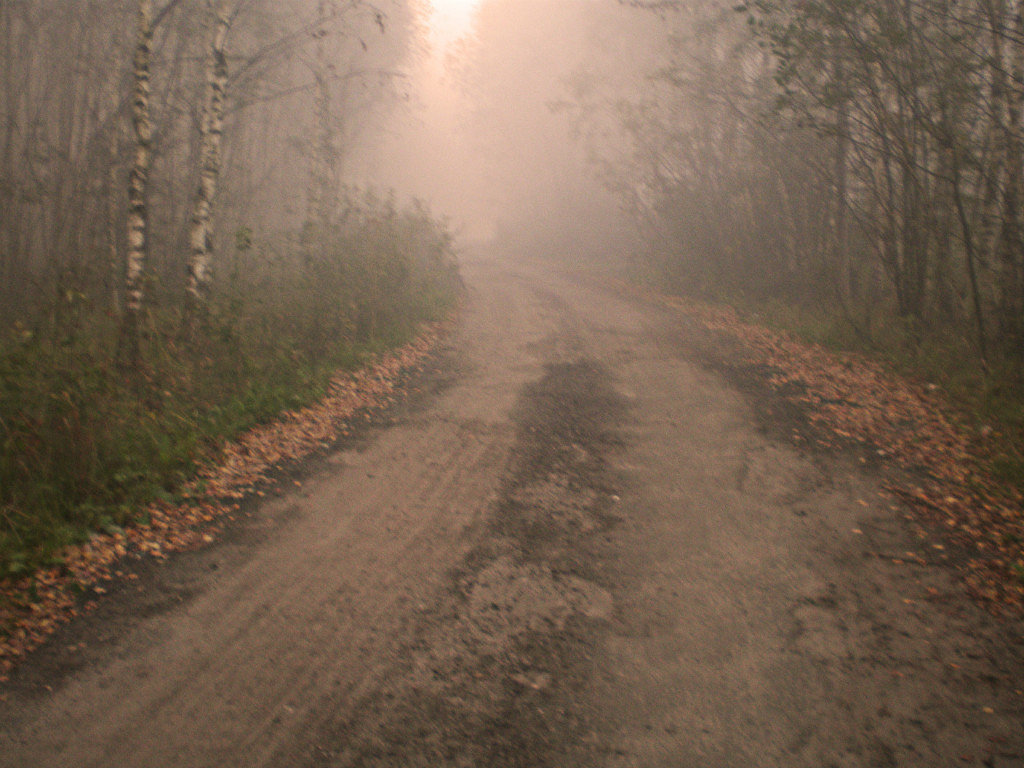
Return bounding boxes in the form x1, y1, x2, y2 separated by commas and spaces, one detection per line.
0, 193, 460, 578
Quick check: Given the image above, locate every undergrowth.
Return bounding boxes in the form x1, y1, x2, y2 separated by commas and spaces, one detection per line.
0, 195, 461, 579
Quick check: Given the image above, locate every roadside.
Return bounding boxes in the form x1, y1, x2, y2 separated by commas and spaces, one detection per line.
658, 293, 1024, 613
0, 322, 451, 682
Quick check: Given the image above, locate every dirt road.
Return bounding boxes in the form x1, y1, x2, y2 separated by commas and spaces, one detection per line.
2, 255, 1022, 767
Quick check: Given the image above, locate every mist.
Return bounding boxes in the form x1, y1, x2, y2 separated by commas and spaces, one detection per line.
361, 0, 650, 262
4, 1, 1024, 760
6, 0, 1024, 349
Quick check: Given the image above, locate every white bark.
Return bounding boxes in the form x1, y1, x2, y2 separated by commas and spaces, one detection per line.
123, 0, 153, 361
186, 0, 233, 307
108, 122, 122, 315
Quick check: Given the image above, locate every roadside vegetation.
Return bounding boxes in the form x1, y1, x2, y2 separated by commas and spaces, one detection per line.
563, 0, 1024, 485
0, 0, 460, 589
0, 193, 460, 582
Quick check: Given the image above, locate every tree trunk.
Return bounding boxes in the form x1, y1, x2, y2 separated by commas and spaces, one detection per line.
834, 101, 853, 301
122, 0, 154, 369
186, 0, 232, 325
309, 0, 340, 230
1006, 0, 1024, 344
108, 122, 123, 317
983, 0, 1024, 345
951, 146, 990, 365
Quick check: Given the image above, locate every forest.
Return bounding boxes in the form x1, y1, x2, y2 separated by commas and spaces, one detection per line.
3, 0, 1024, 590
566, 0, 1024, 381
4, 2, 1024, 758
0, 0, 460, 577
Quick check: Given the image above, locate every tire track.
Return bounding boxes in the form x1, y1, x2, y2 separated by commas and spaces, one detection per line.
0, 257, 564, 768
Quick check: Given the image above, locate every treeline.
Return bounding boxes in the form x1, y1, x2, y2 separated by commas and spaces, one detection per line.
573, 0, 1024, 369
0, 0, 425, 330
0, 1, 460, 578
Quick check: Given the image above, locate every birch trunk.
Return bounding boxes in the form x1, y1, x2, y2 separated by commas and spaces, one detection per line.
108, 122, 123, 316
186, 0, 232, 315
1007, 0, 1024, 338
122, 0, 154, 367
309, 0, 339, 229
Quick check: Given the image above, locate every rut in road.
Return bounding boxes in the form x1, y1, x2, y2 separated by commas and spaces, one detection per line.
281, 359, 628, 767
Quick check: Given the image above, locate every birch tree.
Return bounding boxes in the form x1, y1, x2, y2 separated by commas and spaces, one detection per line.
122, 0, 155, 367
309, 0, 341, 229
186, 0, 234, 322
0, 0, 420, 336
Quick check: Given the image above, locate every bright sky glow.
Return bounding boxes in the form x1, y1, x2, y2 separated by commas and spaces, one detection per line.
428, 0, 479, 45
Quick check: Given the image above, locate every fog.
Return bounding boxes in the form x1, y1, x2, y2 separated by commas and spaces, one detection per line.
358, 0, 653, 261
2, 0, 1022, 359
5, 3, 1024, 749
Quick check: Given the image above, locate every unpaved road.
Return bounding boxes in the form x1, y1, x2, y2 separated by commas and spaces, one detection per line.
2, 256, 1023, 767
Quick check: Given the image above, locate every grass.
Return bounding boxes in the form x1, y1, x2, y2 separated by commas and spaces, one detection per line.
0, 198, 461, 580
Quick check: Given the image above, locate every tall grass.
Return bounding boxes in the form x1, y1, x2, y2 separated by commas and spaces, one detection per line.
0, 195, 461, 578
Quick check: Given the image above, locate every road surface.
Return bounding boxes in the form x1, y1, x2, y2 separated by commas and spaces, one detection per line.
2, 255, 1022, 767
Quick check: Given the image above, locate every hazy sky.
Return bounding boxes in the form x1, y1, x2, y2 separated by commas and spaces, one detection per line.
359, 0, 646, 250
357, 0, 489, 239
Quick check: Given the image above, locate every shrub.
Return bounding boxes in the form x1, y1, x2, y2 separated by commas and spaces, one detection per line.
0, 192, 460, 579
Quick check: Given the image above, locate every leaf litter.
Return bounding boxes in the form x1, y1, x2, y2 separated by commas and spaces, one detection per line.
0, 321, 450, 682
666, 296, 1024, 614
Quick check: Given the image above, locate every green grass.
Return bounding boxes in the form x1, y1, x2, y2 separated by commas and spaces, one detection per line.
0, 317, 358, 579
0, 199, 461, 580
